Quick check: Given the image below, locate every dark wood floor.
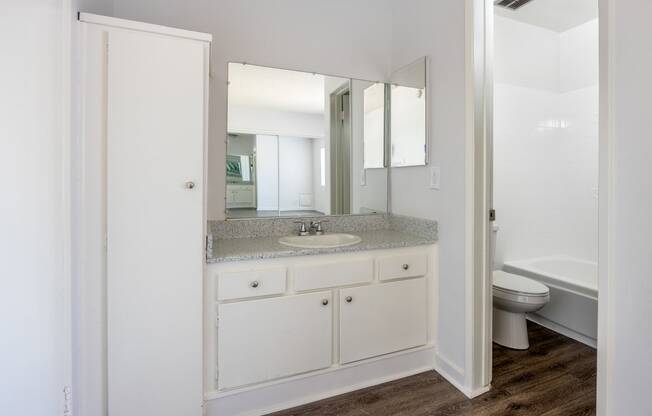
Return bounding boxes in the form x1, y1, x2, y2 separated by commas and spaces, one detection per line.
269, 322, 596, 416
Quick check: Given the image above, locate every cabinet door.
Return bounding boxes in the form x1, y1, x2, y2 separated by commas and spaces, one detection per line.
106, 29, 208, 416
340, 278, 427, 364
218, 291, 333, 389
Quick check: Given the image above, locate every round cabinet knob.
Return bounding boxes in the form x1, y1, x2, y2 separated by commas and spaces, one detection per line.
250, 281, 259, 288
402, 264, 410, 270
322, 299, 329, 306
185, 181, 195, 189
345, 296, 353, 303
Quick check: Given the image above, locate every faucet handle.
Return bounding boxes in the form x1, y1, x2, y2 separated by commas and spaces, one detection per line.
294, 220, 309, 236
310, 219, 328, 235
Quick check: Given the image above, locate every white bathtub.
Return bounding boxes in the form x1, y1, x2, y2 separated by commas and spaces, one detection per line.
502, 256, 598, 348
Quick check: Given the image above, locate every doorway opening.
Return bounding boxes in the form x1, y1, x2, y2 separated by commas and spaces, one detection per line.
483, 0, 600, 410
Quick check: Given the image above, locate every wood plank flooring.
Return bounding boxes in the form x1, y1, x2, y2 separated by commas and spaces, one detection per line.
269, 322, 596, 416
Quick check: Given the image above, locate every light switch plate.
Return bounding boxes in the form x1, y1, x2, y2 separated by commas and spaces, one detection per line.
430, 166, 440, 190
360, 169, 367, 186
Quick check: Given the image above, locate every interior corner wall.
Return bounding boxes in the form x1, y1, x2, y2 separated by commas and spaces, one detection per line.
606, 1, 652, 414
111, 0, 394, 221
389, 0, 469, 381
71, 2, 114, 416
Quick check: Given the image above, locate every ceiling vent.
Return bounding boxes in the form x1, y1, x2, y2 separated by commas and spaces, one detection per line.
494, 0, 535, 10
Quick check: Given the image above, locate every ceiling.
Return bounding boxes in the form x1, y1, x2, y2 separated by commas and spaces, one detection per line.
495, 0, 598, 32
228, 63, 333, 115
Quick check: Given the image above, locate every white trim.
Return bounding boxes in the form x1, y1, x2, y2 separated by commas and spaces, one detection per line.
526, 315, 597, 349
78, 13, 212, 42
61, 0, 73, 404
205, 347, 436, 416
466, 0, 493, 394
596, 0, 614, 414
434, 352, 490, 399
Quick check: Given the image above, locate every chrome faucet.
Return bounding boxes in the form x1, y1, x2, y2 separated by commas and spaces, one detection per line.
294, 220, 309, 236
310, 220, 328, 235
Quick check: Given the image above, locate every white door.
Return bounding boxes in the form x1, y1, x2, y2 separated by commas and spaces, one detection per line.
218, 291, 333, 389
106, 29, 207, 416
340, 278, 428, 364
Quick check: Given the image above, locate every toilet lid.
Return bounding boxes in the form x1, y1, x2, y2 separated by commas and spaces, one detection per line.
493, 270, 549, 296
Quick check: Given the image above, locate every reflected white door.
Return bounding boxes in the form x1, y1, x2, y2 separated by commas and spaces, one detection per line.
106, 28, 207, 416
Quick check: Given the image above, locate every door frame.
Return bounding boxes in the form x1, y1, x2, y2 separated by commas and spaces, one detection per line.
330, 85, 352, 215
466, 0, 494, 395
470, 0, 614, 413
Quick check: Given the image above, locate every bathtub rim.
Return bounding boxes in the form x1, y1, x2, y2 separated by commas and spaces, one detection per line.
502, 256, 598, 300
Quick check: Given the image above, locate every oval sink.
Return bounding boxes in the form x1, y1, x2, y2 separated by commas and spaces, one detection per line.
278, 233, 362, 249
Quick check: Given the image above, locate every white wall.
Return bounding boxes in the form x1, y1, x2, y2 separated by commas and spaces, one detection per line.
229, 106, 324, 139
255, 135, 279, 211
389, 0, 470, 383
71, 2, 114, 415
494, 16, 599, 266
279, 137, 315, 211
110, 0, 393, 220
1, 1, 68, 414
312, 139, 328, 214
605, 1, 652, 414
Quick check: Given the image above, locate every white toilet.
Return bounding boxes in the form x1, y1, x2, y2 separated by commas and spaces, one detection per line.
492, 225, 550, 350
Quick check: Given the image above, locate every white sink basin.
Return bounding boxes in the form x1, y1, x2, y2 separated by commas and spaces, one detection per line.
278, 233, 362, 249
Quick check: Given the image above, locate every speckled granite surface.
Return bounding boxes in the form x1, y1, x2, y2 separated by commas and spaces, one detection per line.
207, 214, 438, 263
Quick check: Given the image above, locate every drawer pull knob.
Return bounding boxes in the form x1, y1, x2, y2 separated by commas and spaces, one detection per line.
402, 264, 410, 270
345, 296, 353, 303
322, 299, 329, 306
250, 281, 259, 288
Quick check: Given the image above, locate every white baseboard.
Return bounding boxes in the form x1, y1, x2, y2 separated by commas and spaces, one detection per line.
204, 347, 436, 416
434, 352, 490, 399
527, 314, 597, 349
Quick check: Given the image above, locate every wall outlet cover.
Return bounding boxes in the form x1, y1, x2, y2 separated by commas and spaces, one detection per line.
430, 166, 440, 190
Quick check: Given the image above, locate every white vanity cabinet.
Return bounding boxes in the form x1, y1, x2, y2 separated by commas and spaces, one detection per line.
206, 245, 438, 414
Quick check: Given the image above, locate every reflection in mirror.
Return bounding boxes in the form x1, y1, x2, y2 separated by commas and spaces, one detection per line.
390, 57, 427, 167
225, 63, 388, 219
363, 82, 385, 169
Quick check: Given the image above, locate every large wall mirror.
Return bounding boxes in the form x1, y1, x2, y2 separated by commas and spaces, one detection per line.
226, 63, 388, 219
225, 59, 427, 219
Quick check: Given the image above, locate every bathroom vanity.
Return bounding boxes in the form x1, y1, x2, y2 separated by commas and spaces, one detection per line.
203, 216, 438, 415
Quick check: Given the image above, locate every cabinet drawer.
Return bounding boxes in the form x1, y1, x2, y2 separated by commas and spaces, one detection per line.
293, 258, 373, 292
217, 268, 286, 301
378, 252, 427, 281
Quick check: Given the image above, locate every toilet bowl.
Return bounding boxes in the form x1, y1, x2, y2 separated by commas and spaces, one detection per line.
493, 270, 550, 349
491, 224, 550, 349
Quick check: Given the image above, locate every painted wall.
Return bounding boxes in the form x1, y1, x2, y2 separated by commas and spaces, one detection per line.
110, 0, 393, 221
606, 1, 652, 413
1, 1, 68, 414
279, 137, 315, 211
389, 0, 469, 381
494, 16, 599, 266
71, 2, 115, 415
255, 135, 279, 211
228, 106, 324, 140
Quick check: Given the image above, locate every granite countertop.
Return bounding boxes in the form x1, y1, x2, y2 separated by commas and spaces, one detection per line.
207, 229, 437, 263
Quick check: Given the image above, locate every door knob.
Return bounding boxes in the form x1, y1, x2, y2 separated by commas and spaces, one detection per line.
402, 264, 409, 270
185, 181, 195, 189
322, 299, 329, 306
345, 296, 353, 303
250, 281, 259, 288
